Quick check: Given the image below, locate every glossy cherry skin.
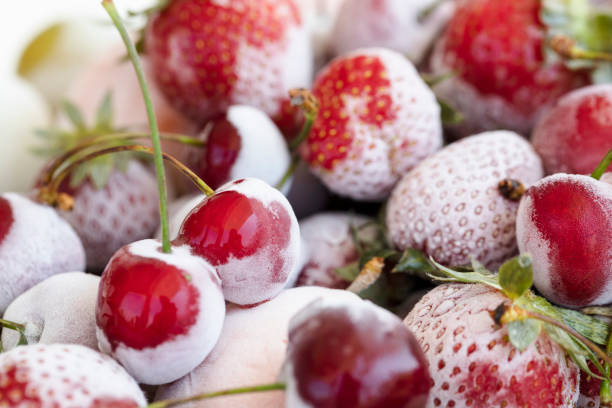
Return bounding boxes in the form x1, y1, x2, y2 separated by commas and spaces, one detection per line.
286, 298, 431, 408
176, 178, 300, 305
195, 117, 242, 189
0, 197, 13, 245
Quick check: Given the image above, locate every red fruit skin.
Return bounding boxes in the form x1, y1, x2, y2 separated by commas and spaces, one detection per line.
146, 0, 311, 132
532, 84, 612, 175
96, 246, 200, 351
430, 0, 589, 136
0, 197, 14, 245
517, 174, 612, 308
405, 284, 580, 408
177, 178, 300, 305
287, 298, 431, 408
577, 361, 607, 408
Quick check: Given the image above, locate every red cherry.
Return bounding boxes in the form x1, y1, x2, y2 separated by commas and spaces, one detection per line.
286, 298, 431, 408
0, 197, 14, 245
96, 246, 200, 351
176, 178, 300, 305
195, 117, 242, 189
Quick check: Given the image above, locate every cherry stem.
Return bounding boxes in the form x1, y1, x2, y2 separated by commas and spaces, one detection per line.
46, 145, 214, 201
102, 0, 171, 253
0, 318, 28, 349
40, 132, 205, 186
146, 383, 286, 408
592, 147, 612, 180
600, 328, 612, 404
524, 310, 612, 367
550, 34, 612, 62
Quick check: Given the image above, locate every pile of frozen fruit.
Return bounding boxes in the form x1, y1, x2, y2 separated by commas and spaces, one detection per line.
3, 0, 612, 407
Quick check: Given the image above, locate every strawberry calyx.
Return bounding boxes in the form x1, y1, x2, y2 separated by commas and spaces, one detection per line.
427, 253, 612, 401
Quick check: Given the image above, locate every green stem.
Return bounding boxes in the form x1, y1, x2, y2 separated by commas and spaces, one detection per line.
47, 145, 214, 200
147, 383, 286, 408
600, 327, 612, 404
275, 156, 299, 191
289, 112, 315, 152
41, 132, 204, 185
102, 0, 171, 253
592, 148, 612, 180
0, 318, 28, 347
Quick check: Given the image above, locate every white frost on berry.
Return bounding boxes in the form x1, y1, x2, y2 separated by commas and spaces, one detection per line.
331, 0, 455, 64
0, 344, 146, 407
155, 286, 360, 408
0, 193, 85, 313
405, 284, 580, 408
386, 130, 543, 268
96, 239, 226, 385
227, 106, 291, 193
2, 272, 99, 351
60, 161, 160, 270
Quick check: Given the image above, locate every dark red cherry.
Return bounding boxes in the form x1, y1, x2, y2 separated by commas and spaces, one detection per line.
0, 197, 14, 245
96, 245, 200, 350
195, 117, 241, 189
287, 298, 431, 408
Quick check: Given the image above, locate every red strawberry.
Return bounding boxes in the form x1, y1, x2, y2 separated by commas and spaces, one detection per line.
404, 283, 580, 408
532, 84, 612, 175
429, 0, 589, 136
60, 160, 160, 270
386, 131, 543, 269
300, 48, 442, 201
145, 0, 312, 135
0, 344, 146, 408
516, 173, 612, 308
296, 212, 375, 289
0, 193, 85, 313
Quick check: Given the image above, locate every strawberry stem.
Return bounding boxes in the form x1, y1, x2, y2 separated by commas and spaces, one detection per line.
592, 147, 612, 180
102, 0, 172, 253
146, 383, 286, 408
40, 132, 204, 186
42, 145, 214, 208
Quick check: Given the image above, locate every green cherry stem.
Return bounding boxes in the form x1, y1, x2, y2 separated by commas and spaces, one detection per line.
0, 318, 28, 348
592, 147, 612, 180
102, 0, 171, 253
600, 329, 612, 405
44, 145, 214, 206
147, 383, 286, 408
550, 34, 612, 63
40, 132, 204, 186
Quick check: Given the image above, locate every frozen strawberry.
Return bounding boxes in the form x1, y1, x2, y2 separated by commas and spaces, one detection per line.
296, 212, 376, 289
177, 178, 301, 306
300, 48, 442, 201
532, 84, 612, 175
145, 0, 312, 134
429, 0, 589, 136
156, 286, 360, 408
96, 239, 226, 385
0, 193, 85, 313
331, 0, 455, 64
0, 343, 146, 408
405, 283, 580, 408
59, 160, 160, 270
387, 131, 543, 269
2, 272, 100, 351
285, 296, 431, 408
516, 173, 612, 308
181, 105, 291, 192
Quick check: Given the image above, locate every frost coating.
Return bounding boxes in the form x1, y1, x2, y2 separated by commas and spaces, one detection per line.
0, 193, 85, 313
2, 272, 99, 351
386, 131, 543, 268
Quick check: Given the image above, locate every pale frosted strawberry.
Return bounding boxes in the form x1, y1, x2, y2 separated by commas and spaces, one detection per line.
2, 272, 100, 351
296, 212, 376, 289
300, 48, 442, 201
145, 0, 312, 135
405, 283, 580, 408
60, 161, 160, 270
331, 0, 455, 64
0, 193, 85, 313
0, 344, 146, 408
386, 131, 543, 268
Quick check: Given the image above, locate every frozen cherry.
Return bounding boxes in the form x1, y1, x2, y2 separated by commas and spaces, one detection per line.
284, 297, 431, 408
96, 239, 225, 385
176, 178, 301, 306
